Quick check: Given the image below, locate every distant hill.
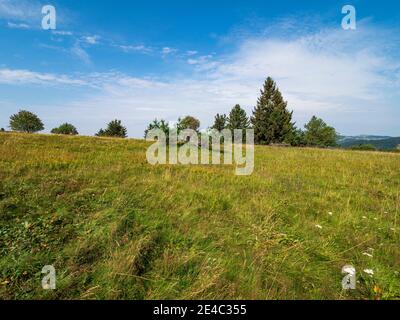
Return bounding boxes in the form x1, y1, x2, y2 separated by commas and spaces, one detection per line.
338, 135, 400, 150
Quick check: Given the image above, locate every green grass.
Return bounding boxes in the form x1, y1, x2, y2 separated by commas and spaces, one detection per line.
0, 132, 399, 300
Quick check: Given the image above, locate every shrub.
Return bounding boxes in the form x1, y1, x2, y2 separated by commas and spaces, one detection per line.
51, 123, 79, 135
96, 120, 127, 138
349, 144, 377, 151
9, 110, 44, 133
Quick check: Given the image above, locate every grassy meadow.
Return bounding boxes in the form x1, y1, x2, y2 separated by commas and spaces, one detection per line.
0, 132, 399, 300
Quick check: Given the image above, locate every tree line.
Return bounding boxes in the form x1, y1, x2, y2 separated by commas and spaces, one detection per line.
4, 110, 128, 138
2, 77, 338, 147
144, 77, 338, 147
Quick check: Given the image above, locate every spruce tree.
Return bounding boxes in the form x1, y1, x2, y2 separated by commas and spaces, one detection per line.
251, 77, 294, 144
227, 105, 250, 130
211, 113, 227, 132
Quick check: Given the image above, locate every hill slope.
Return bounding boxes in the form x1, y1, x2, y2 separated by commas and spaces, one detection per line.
338, 135, 400, 150
0, 133, 399, 300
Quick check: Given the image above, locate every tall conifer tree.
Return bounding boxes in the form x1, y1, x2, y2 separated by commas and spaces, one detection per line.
211, 113, 227, 132
227, 105, 250, 130
251, 77, 294, 144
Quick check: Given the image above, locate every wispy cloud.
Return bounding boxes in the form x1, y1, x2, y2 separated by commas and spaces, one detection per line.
82, 35, 100, 45
70, 42, 91, 64
6, 21, 30, 29
0, 68, 87, 86
0, 0, 40, 21
52, 30, 73, 36
117, 44, 153, 54
186, 50, 198, 56
161, 47, 178, 56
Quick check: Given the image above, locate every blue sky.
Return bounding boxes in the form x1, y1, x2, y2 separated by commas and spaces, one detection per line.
0, 0, 399, 137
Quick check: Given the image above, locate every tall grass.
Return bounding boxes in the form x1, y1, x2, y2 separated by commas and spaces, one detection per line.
0, 132, 399, 299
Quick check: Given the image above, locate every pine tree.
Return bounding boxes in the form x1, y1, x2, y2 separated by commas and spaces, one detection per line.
211, 113, 227, 132
251, 77, 294, 144
144, 119, 170, 138
227, 105, 250, 130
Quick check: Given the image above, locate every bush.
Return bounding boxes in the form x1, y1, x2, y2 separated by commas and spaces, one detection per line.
350, 144, 377, 151
0, 128, 5, 132
51, 123, 78, 135
96, 120, 127, 138
9, 110, 44, 133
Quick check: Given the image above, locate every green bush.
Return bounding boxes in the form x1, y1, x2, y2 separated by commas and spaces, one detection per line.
349, 144, 377, 151
96, 119, 127, 138
51, 123, 78, 135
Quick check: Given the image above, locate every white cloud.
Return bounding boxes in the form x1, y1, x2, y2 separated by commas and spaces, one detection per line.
186, 50, 198, 56
71, 43, 91, 64
0, 0, 40, 21
52, 30, 73, 36
162, 47, 177, 56
7, 21, 30, 29
118, 44, 153, 54
0, 68, 87, 86
187, 55, 213, 65
83, 35, 100, 45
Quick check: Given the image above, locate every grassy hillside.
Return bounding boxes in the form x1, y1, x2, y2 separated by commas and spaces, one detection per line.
0, 132, 399, 300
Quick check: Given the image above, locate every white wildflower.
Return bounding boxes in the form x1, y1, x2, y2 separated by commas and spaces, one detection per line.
342, 265, 356, 275
363, 269, 374, 276
315, 224, 323, 229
